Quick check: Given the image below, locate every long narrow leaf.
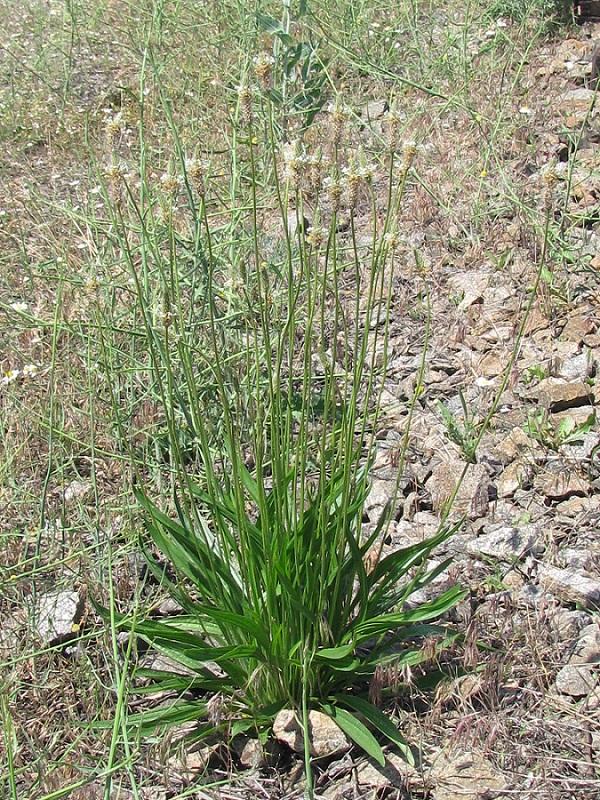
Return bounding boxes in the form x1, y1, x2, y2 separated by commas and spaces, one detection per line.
321, 705, 385, 766
335, 695, 414, 765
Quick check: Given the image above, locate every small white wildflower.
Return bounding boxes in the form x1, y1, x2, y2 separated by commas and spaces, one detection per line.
496, 18, 508, 27
2, 369, 20, 385
475, 376, 495, 388
23, 364, 38, 377
10, 302, 28, 313
519, 106, 533, 115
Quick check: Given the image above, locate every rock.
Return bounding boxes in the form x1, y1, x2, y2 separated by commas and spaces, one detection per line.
532, 378, 592, 412
553, 609, 593, 641
473, 352, 505, 378
519, 583, 556, 609
32, 590, 82, 645
586, 687, 600, 712
321, 750, 419, 798
538, 566, 600, 609
560, 430, 600, 463
389, 519, 429, 548
363, 98, 388, 121
411, 511, 440, 537
427, 459, 491, 520
552, 406, 596, 431
555, 352, 592, 381
286, 210, 310, 239
555, 664, 597, 697
365, 477, 397, 516
64, 480, 93, 504
273, 710, 351, 758
495, 426, 542, 462
466, 523, 542, 561
561, 88, 599, 126
232, 736, 283, 769
534, 469, 591, 501
428, 745, 507, 800
555, 495, 597, 517
570, 624, 600, 665
447, 271, 490, 299
497, 460, 534, 498
560, 549, 594, 571
561, 313, 596, 342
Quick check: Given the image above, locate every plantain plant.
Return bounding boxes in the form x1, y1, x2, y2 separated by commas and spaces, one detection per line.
94, 55, 466, 797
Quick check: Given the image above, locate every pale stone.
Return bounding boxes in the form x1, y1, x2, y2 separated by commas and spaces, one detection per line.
466, 523, 541, 561
497, 460, 534, 498
428, 745, 507, 800
555, 352, 592, 381
555, 664, 597, 697
273, 710, 351, 758
553, 609, 592, 641
32, 591, 80, 645
64, 480, 93, 504
365, 477, 397, 513
534, 469, 590, 500
427, 459, 490, 520
569, 624, 600, 665
561, 313, 596, 342
539, 566, 600, 610
561, 88, 599, 124
532, 378, 592, 412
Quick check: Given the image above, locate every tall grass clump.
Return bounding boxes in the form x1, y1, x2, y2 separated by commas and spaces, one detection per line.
92, 54, 465, 792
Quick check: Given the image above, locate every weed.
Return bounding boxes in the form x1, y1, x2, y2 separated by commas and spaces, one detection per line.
522, 363, 548, 386
525, 409, 596, 450
438, 391, 482, 464
85, 65, 468, 794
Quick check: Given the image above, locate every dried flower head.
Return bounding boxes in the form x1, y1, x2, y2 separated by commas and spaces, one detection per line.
324, 169, 343, 212
306, 210, 325, 248
237, 81, 254, 126
384, 102, 402, 153
342, 149, 375, 209
328, 96, 350, 149
343, 159, 361, 209
160, 166, 181, 198
541, 161, 558, 211
106, 155, 128, 186
383, 229, 400, 250
282, 139, 304, 190
541, 161, 558, 188
105, 113, 124, 148
402, 140, 417, 168
253, 53, 275, 91
185, 155, 208, 197
305, 147, 327, 194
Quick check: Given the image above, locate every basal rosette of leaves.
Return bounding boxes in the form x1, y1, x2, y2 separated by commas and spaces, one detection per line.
113, 464, 464, 768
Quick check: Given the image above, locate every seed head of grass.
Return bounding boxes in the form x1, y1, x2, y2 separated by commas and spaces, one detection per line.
253, 53, 275, 92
